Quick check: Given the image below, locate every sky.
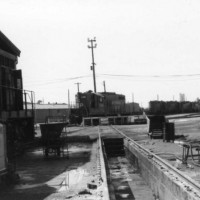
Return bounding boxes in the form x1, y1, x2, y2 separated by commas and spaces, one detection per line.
1, 0, 200, 107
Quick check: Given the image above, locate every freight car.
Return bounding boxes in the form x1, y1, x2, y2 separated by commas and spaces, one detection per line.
148, 100, 200, 115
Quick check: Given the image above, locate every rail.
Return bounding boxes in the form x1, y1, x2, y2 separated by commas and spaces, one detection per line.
111, 125, 200, 193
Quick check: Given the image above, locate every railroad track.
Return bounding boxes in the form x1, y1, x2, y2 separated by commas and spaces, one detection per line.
99, 126, 155, 200
110, 125, 200, 196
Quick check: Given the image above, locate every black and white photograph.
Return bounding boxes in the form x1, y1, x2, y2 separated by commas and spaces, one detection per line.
1, 0, 200, 199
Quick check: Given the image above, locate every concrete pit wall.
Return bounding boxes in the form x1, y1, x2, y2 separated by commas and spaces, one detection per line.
97, 137, 110, 200
124, 139, 200, 200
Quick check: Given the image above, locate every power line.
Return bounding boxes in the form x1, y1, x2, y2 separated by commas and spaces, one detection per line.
24, 72, 200, 88
97, 73, 200, 82
25, 75, 92, 86
97, 76, 200, 82
99, 73, 200, 78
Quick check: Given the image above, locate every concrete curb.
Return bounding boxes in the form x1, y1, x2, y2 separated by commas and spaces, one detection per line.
97, 128, 110, 200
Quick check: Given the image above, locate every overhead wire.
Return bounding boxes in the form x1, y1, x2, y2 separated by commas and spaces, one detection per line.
97, 74, 200, 82
99, 73, 200, 78
25, 75, 92, 86
24, 73, 200, 87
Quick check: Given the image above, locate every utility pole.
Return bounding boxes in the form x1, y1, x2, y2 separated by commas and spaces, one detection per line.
103, 81, 106, 93
68, 89, 70, 108
75, 82, 81, 93
75, 82, 81, 108
132, 93, 134, 103
88, 37, 97, 93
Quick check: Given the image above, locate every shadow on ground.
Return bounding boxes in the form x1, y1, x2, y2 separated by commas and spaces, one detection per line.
0, 143, 92, 200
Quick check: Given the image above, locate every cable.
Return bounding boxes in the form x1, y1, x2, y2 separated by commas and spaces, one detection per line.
97, 74, 200, 82
25, 75, 92, 86
99, 73, 200, 78
24, 72, 200, 87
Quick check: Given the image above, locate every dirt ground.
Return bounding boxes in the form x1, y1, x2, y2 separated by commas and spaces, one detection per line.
2, 115, 200, 199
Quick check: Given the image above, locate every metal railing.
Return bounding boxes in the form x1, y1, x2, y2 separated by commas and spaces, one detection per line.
0, 84, 35, 117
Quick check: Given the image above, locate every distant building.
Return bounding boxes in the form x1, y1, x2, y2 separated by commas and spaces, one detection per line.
27, 103, 70, 123
179, 93, 186, 102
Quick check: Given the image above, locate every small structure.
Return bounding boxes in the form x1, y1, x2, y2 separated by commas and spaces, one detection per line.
148, 115, 165, 139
